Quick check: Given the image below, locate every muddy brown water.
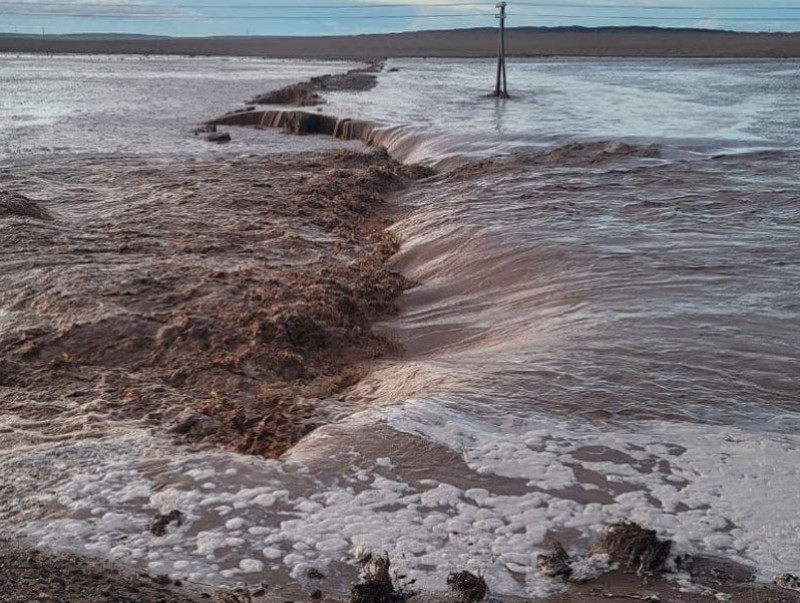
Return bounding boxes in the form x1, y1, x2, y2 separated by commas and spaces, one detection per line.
0, 150, 428, 458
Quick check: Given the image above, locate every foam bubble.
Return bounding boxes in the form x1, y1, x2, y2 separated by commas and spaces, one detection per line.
240, 559, 264, 573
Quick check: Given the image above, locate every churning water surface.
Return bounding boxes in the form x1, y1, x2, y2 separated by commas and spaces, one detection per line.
2, 54, 800, 599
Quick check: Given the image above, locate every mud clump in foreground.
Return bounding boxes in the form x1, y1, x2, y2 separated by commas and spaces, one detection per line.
593, 521, 672, 574
0, 190, 53, 221
150, 509, 185, 537
537, 542, 573, 579
351, 553, 418, 603
0, 538, 215, 603
0, 149, 428, 459
445, 571, 487, 603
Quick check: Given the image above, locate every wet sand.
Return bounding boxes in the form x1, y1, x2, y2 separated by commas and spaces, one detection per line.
0, 538, 218, 603
4, 535, 800, 602
2, 27, 800, 59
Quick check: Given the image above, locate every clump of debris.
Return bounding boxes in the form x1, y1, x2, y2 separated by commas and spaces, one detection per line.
537, 542, 573, 579
0, 190, 54, 221
216, 586, 254, 603
446, 570, 488, 603
774, 574, 800, 591
350, 553, 417, 603
593, 521, 672, 574
150, 509, 185, 537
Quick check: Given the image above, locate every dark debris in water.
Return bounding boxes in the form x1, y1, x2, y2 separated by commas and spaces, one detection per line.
204, 131, 231, 144
150, 509, 185, 537
350, 553, 417, 603
216, 587, 253, 603
774, 574, 800, 591
537, 542, 573, 579
0, 538, 216, 602
446, 570, 488, 603
0, 190, 53, 221
593, 521, 671, 575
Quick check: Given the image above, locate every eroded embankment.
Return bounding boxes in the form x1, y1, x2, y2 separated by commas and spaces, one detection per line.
208, 108, 383, 145
250, 60, 383, 106
0, 150, 430, 459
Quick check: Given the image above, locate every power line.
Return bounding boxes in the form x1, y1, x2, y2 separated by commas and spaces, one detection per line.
514, 10, 800, 20
3, 1, 800, 8
4, 1, 800, 21
6, 9, 800, 20
7, 10, 800, 21
3, 11, 494, 19
512, 2, 800, 8
0, 1, 489, 6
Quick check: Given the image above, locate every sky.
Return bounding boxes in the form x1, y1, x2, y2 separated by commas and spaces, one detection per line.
0, 0, 799, 37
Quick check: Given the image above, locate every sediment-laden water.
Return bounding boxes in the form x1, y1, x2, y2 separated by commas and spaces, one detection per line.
1, 54, 799, 600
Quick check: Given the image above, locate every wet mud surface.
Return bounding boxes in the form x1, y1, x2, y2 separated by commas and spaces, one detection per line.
0, 538, 222, 603
0, 149, 428, 459
4, 533, 800, 603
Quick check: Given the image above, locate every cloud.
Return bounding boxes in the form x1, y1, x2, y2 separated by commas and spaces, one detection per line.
0, 0, 194, 19
694, 18, 722, 30
1, 0, 799, 34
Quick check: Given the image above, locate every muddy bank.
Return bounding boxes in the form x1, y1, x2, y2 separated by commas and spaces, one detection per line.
251, 61, 383, 106
0, 538, 218, 603
5, 527, 800, 603
208, 108, 381, 147
0, 149, 430, 459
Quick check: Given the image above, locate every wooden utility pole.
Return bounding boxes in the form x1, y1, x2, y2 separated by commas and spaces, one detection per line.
494, 1, 509, 98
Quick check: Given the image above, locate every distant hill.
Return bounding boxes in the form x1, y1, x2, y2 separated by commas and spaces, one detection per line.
1, 26, 799, 58
0, 33, 167, 40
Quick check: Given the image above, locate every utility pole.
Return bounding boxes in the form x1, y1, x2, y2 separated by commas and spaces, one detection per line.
493, 1, 509, 98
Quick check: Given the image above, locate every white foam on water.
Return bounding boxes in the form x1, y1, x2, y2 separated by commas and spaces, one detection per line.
5, 398, 800, 598
384, 400, 800, 580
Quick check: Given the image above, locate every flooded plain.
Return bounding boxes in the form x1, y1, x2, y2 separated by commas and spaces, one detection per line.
1, 54, 799, 599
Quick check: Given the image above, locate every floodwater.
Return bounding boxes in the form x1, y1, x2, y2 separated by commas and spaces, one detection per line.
1, 54, 799, 599
0, 53, 359, 159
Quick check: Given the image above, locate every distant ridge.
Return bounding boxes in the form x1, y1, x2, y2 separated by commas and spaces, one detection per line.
1, 26, 799, 58
0, 33, 168, 40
